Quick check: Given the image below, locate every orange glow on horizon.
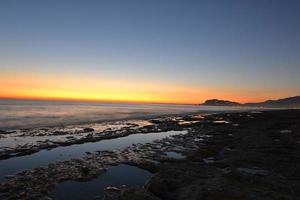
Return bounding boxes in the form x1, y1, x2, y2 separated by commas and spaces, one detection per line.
0, 72, 293, 104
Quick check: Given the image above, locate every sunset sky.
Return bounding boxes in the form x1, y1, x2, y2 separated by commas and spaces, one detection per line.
1, 0, 300, 104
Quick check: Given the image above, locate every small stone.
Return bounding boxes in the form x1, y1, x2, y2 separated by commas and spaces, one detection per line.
237, 167, 269, 176
83, 128, 95, 133
80, 166, 90, 174
203, 157, 215, 164
280, 130, 292, 134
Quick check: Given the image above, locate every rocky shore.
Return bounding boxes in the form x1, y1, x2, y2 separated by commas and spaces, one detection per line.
0, 119, 174, 160
0, 110, 299, 200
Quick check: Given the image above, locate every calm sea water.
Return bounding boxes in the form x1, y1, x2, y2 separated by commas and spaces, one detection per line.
0, 99, 249, 130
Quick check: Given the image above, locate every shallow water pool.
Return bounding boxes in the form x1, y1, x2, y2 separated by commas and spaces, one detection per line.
50, 164, 152, 200
0, 130, 187, 182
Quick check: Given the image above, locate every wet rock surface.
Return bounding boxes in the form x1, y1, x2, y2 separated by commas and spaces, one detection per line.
146, 110, 300, 200
0, 120, 159, 159
0, 110, 299, 199
104, 186, 160, 200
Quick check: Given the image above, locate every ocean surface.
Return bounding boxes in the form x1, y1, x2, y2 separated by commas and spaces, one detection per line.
0, 99, 251, 130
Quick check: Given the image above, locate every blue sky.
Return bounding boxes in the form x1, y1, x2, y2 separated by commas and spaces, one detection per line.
0, 0, 299, 103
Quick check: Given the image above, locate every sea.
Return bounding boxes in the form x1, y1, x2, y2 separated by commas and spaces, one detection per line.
0, 99, 251, 130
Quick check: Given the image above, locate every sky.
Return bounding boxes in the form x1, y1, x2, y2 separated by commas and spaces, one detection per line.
0, 0, 300, 104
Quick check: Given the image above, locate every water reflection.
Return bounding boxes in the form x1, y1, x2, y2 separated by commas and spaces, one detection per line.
50, 164, 152, 200
0, 130, 187, 182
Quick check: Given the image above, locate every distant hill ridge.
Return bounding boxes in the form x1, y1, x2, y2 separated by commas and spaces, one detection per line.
201, 96, 300, 107
201, 99, 241, 106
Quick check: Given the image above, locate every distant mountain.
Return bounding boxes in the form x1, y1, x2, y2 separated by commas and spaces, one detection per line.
244, 96, 300, 107
201, 99, 241, 106
201, 96, 300, 107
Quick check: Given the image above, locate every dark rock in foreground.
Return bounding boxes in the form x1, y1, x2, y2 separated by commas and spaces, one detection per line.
0, 110, 299, 200
145, 110, 300, 200
104, 186, 160, 200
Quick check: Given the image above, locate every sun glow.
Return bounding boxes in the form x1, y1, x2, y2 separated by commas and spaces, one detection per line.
0, 72, 199, 104
0, 71, 290, 104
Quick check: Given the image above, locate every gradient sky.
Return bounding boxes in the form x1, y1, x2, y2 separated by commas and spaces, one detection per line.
1, 0, 300, 104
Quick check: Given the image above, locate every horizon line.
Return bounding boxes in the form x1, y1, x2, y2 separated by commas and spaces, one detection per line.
0, 96, 197, 106
0, 95, 298, 105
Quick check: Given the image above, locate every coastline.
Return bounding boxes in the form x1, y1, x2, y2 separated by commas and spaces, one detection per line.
0, 109, 299, 199
0, 106, 264, 160
0, 98, 269, 131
